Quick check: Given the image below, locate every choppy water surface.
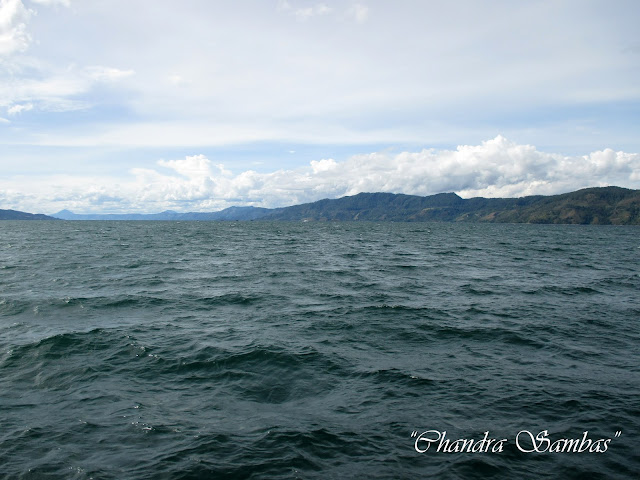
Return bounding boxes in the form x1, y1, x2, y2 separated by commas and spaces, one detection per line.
1, 221, 638, 479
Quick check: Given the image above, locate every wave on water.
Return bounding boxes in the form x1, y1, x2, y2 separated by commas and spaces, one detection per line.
0, 221, 638, 479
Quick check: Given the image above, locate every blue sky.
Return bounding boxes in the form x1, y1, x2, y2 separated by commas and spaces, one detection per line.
1, 0, 639, 213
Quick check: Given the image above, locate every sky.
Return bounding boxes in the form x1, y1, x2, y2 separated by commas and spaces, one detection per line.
1, 0, 639, 214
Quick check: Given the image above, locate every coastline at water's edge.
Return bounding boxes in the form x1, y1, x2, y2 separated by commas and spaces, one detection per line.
2, 186, 640, 225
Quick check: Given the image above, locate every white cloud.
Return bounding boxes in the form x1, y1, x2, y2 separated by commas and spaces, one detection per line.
1, 137, 638, 214
1, 1, 639, 153
0, 116, 9, 122
7, 101, 32, 114
167, 74, 186, 86
85, 137, 640, 208
345, 3, 368, 24
279, 1, 370, 22
0, 0, 32, 55
30, 0, 70, 6
84, 66, 134, 82
0, 0, 72, 58
0, 61, 134, 115
1, 0, 640, 209
0, 1, 132, 112
294, 3, 332, 20
158, 154, 232, 179
310, 158, 337, 173
277, 0, 291, 12
0, 67, 86, 112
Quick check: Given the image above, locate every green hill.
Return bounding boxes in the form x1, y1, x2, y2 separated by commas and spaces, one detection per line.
264, 187, 640, 225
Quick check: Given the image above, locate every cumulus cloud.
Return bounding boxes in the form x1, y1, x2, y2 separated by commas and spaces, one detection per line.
0, 0, 32, 55
105, 136, 640, 208
158, 155, 218, 179
310, 158, 337, 173
2, 137, 638, 214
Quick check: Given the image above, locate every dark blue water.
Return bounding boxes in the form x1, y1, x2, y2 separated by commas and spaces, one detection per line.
1, 221, 638, 479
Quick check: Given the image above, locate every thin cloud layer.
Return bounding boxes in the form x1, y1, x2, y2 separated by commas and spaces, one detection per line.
2, 1, 639, 150
2, 137, 638, 214
30, 0, 70, 6
0, 1, 132, 116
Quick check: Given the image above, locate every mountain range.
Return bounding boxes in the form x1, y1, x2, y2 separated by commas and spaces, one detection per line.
2, 186, 639, 225
51, 206, 274, 221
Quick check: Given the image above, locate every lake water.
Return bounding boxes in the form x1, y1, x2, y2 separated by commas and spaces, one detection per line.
1, 221, 638, 479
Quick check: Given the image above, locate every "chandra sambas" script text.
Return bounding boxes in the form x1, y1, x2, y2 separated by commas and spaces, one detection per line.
411, 430, 622, 454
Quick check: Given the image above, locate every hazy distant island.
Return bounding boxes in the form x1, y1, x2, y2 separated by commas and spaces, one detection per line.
3, 186, 639, 225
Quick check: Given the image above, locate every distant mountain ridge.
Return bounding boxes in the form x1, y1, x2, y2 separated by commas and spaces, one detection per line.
0, 209, 58, 220
264, 187, 640, 224
52, 206, 273, 221
3, 186, 639, 224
